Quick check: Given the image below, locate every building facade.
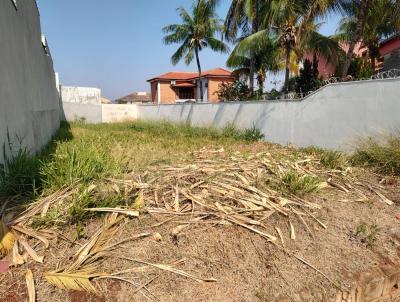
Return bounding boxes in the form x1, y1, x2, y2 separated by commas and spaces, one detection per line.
0, 0, 60, 162
147, 68, 234, 104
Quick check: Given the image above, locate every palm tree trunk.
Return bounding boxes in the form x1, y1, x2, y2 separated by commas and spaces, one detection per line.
195, 47, 203, 102
249, 0, 258, 96
341, 0, 371, 77
284, 43, 291, 93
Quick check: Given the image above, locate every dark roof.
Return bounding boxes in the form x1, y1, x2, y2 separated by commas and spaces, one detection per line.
116, 92, 151, 103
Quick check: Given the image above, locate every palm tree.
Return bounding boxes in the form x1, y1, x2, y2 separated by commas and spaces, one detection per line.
224, 0, 263, 94
337, 0, 400, 74
231, 0, 340, 92
227, 35, 281, 94
163, 0, 229, 101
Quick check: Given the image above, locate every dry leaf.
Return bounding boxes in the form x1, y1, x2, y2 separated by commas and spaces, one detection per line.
26, 269, 35, 302
45, 270, 101, 294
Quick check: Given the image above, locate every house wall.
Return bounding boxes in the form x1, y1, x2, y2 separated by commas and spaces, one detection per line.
159, 82, 178, 104
208, 78, 234, 102
0, 0, 60, 163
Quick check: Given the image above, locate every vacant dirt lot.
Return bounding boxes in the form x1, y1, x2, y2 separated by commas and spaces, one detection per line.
1, 122, 399, 301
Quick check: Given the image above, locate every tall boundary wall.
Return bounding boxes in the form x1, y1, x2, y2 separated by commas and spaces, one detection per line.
62, 78, 400, 151
0, 0, 60, 163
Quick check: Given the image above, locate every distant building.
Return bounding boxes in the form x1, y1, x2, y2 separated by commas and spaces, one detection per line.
147, 68, 234, 104
380, 34, 400, 71
115, 92, 152, 104
101, 97, 112, 104
306, 34, 400, 79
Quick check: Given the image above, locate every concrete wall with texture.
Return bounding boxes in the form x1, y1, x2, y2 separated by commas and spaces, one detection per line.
60, 86, 101, 105
0, 0, 60, 163
137, 78, 400, 150
62, 79, 400, 151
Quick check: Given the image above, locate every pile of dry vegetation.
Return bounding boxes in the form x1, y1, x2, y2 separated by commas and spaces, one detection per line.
1, 142, 399, 301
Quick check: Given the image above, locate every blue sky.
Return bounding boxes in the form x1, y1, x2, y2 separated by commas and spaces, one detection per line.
37, 0, 341, 100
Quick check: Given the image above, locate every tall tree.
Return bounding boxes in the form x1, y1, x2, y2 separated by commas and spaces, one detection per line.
224, 0, 262, 94
227, 35, 281, 93
163, 0, 229, 101
339, 0, 371, 77
231, 0, 340, 92
337, 0, 400, 74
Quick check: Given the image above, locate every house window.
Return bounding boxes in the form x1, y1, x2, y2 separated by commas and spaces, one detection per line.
178, 88, 194, 99
11, 0, 17, 9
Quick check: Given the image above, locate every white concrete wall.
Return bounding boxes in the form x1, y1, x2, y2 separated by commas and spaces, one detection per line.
61, 78, 400, 151
61, 102, 103, 124
102, 105, 138, 123
0, 0, 60, 162
60, 86, 101, 105
61, 103, 137, 124
137, 78, 400, 150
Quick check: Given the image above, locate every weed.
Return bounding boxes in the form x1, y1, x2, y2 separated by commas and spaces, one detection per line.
351, 133, 400, 176
300, 146, 345, 170
221, 122, 241, 138
241, 125, 264, 142
320, 150, 345, 170
68, 187, 125, 224
0, 144, 39, 196
355, 222, 380, 246
281, 170, 322, 196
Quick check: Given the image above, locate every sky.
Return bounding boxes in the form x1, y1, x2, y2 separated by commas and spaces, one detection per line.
37, 0, 341, 100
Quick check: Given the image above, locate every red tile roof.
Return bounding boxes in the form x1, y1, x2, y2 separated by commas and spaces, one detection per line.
147, 68, 233, 82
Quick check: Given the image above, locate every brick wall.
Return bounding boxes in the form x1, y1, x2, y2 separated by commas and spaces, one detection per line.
208, 77, 234, 103
159, 82, 177, 104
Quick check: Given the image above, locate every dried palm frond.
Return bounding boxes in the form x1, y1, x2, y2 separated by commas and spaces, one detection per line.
45, 269, 103, 294
45, 213, 122, 294
26, 269, 35, 302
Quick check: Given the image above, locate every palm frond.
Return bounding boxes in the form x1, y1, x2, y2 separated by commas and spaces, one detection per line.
44, 270, 101, 294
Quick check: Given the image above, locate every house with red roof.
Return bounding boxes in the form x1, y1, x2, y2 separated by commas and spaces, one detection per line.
147, 68, 234, 104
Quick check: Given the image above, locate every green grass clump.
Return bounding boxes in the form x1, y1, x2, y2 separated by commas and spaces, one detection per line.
281, 170, 322, 196
241, 125, 265, 142
351, 133, 400, 176
300, 146, 346, 170
0, 148, 39, 195
40, 142, 121, 191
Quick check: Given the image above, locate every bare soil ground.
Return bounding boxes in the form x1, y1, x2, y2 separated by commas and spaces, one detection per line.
1, 135, 400, 301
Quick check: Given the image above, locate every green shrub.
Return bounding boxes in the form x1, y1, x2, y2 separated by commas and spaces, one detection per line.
351, 133, 400, 175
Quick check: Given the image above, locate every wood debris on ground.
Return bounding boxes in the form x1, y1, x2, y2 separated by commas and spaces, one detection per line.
0, 147, 396, 298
